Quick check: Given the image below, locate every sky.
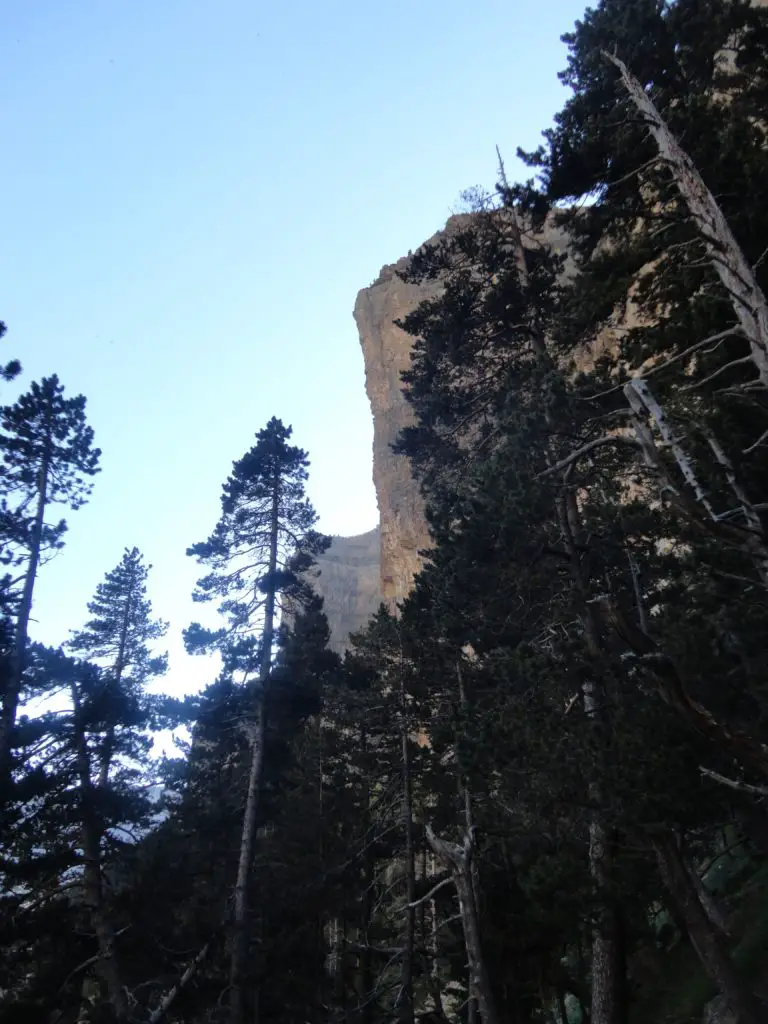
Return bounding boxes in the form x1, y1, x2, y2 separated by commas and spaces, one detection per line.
0, 0, 589, 697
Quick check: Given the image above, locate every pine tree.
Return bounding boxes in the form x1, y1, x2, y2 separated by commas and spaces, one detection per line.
0, 375, 100, 776
123, 598, 339, 1023
0, 644, 170, 1022
68, 546, 168, 787
186, 415, 328, 1024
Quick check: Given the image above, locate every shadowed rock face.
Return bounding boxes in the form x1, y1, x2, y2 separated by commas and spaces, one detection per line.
311, 529, 382, 652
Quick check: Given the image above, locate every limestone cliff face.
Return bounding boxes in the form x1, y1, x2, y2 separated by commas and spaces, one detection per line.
353, 243, 440, 606
311, 529, 382, 652
354, 214, 573, 605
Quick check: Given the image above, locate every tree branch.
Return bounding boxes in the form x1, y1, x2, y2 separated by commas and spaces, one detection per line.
699, 766, 768, 798
406, 876, 453, 909
537, 435, 639, 478
147, 940, 213, 1024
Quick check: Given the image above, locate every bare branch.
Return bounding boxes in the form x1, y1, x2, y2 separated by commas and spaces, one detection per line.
406, 876, 453, 910
699, 766, 768, 798
537, 435, 640, 478
743, 426, 768, 456
680, 355, 754, 391
147, 940, 212, 1024
606, 155, 662, 189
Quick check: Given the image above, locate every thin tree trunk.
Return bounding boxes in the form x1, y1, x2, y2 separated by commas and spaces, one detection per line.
583, 655, 625, 1024
360, 723, 374, 1024
398, 676, 416, 1024
425, 850, 449, 1022
0, 452, 50, 774
557, 494, 626, 1024
455, 659, 479, 1024
587, 816, 625, 1024
229, 695, 265, 1024
653, 833, 764, 1024
148, 940, 212, 1024
70, 683, 128, 1021
259, 480, 280, 683
426, 826, 499, 1024
229, 476, 280, 1024
97, 593, 133, 790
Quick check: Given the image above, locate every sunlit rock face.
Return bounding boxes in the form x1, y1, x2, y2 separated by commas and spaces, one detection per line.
316, 213, 569, 639
353, 213, 574, 607
353, 233, 443, 607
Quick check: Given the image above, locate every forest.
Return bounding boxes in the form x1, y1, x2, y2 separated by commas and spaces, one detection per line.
2, 1, 768, 1022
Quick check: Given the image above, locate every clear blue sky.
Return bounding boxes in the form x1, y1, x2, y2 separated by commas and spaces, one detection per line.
1, 0, 587, 695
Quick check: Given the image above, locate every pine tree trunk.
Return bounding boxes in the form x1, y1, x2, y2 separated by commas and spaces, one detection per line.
456, 661, 479, 1024
558, 493, 627, 1024
0, 453, 50, 774
229, 696, 265, 1024
360, 723, 374, 1024
584, 669, 625, 1024
589, 818, 626, 1024
398, 692, 416, 1024
229, 476, 280, 1024
653, 833, 764, 1024
71, 684, 128, 1021
258, 481, 280, 683
426, 826, 499, 1024
425, 850, 449, 1022
98, 593, 133, 790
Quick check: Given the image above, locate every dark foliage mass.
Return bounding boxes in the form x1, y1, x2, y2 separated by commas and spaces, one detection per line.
2, 3, 768, 1022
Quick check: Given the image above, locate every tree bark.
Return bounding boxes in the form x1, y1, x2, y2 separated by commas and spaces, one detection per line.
229, 474, 280, 1024
397, 676, 416, 1024
557, 494, 626, 1024
97, 592, 133, 791
359, 722, 375, 1024
229, 695, 265, 1024
455, 659, 479, 1024
425, 850, 449, 1023
653, 833, 764, 1024
425, 826, 499, 1024
588, 818, 626, 1024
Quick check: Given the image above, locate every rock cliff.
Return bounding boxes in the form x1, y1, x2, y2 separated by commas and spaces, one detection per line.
353, 231, 445, 606
353, 213, 573, 606
312, 213, 570, 642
